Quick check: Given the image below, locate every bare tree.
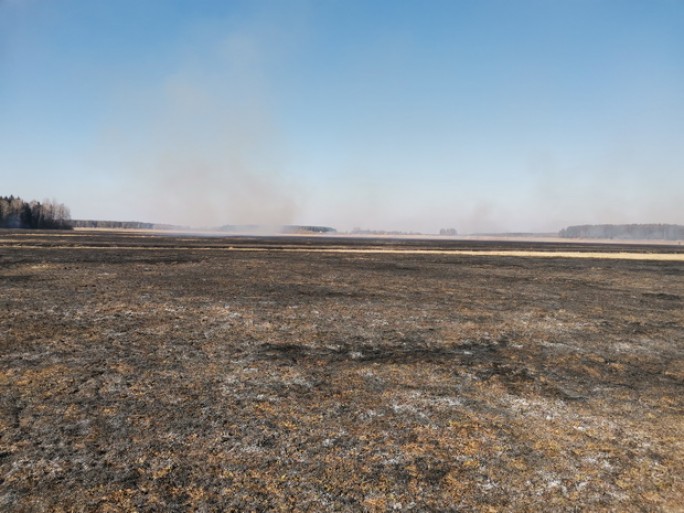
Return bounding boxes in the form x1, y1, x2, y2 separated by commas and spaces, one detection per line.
0, 195, 73, 229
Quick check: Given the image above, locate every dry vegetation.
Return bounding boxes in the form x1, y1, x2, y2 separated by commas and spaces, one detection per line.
1, 231, 683, 512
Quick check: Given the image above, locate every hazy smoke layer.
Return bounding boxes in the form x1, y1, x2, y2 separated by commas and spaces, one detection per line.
100, 29, 298, 228
82, 5, 682, 234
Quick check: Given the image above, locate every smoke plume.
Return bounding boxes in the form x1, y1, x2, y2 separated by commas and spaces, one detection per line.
97, 24, 299, 228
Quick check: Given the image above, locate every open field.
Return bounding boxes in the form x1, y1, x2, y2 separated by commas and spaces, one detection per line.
1, 230, 683, 512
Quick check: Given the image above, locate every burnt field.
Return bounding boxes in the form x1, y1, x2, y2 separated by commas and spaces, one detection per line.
1, 231, 683, 512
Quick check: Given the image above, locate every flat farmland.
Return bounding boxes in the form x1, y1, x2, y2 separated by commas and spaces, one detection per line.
1, 231, 683, 512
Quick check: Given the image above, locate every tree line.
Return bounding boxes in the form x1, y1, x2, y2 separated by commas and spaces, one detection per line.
70, 220, 158, 230
0, 195, 72, 229
559, 224, 684, 240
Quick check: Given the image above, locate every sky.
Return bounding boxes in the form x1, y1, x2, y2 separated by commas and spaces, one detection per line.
1, 0, 683, 233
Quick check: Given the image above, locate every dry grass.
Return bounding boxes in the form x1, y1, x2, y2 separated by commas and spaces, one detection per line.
1, 231, 683, 512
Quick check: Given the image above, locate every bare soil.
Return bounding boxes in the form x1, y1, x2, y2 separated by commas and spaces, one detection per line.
1, 231, 683, 512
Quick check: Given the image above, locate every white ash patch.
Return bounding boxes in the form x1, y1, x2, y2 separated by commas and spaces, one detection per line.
390, 402, 432, 424
429, 396, 464, 408
498, 394, 574, 422
358, 409, 384, 421
280, 374, 314, 389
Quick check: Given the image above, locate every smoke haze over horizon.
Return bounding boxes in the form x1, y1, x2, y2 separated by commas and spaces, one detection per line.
1, 1, 683, 234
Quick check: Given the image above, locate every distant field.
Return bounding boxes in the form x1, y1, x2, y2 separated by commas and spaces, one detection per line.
1, 230, 683, 512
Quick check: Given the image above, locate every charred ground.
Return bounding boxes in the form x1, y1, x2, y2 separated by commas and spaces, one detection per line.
1, 231, 683, 512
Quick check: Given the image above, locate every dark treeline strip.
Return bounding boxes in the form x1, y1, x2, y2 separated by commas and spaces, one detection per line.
218, 225, 337, 234
559, 224, 684, 240
72, 221, 337, 234
71, 220, 171, 230
0, 195, 72, 230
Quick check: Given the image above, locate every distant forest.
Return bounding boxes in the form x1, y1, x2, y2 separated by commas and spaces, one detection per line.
559, 224, 684, 240
71, 220, 170, 230
0, 196, 72, 230
219, 225, 337, 234
70, 221, 338, 234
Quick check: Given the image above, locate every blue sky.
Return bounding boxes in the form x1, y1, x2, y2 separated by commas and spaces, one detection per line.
1, 0, 683, 232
